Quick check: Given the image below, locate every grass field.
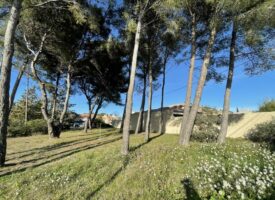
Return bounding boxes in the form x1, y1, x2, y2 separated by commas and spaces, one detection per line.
0, 129, 274, 200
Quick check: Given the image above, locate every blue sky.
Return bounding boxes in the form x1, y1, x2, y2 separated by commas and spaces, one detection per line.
10, 57, 275, 117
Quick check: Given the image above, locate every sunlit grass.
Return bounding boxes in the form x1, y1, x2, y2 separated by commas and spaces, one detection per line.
0, 129, 274, 199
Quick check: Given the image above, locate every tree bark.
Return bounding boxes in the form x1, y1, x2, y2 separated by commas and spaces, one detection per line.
51, 72, 60, 120
179, 14, 196, 144
159, 53, 169, 134
218, 21, 237, 143
135, 75, 146, 134
25, 67, 30, 124
28, 33, 59, 138
180, 25, 217, 146
0, 0, 22, 166
9, 64, 27, 113
84, 100, 91, 133
88, 98, 98, 129
59, 65, 72, 125
145, 65, 153, 142
122, 16, 142, 155
91, 98, 103, 127
120, 94, 127, 133
84, 96, 97, 133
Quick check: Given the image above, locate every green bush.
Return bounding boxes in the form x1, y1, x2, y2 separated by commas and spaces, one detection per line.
259, 99, 275, 112
8, 119, 47, 137
26, 119, 48, 135
191, 114, 220, 142
246, 121, 275, 144
191, 128, 219, 143
8, 125, 31, 137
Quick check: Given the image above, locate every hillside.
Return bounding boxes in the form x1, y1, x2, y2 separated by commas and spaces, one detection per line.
0, 129, 274, 199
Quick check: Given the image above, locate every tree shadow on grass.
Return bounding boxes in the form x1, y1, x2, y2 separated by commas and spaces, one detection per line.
130, 133, 163, 152
0, 136, 122, 177
85, 156, 130, 199
6, 132, 114, 161
181, 178, 202, 200
85, 134, 164, 199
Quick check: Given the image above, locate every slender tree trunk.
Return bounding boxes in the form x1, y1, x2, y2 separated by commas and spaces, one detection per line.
218, 21, 237, 143
91, 98, 103, 127
9, 64, 27, 112
28, 33, 59, 138
120, 95, 127, 133
89, 99, 97, 129
0, 0, 22, 166
179, 14, 196, 144
180, 25, 217, 145
51, 72, 60, 120
159, 54, 169, 134
145, 65, 153, 142
25, 67, 30, 125
84, 100, 91, 133
84, 96, 97, 133
135, 75, 146, 134
59, 65, 72, 126
122, 17, 142, 155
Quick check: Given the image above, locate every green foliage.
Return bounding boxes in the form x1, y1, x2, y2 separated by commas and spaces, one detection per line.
26, 119, 48, 135
9, 87, 42, 123
8, 119, 47, 137
192, 114, 220, 142
259, 99, 275, 112
246, 120, 275, 144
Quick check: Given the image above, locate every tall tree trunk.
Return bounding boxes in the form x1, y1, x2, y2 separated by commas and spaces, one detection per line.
28, 33, 59, 138
145, 65, 153, 142
91, 98, 103, 127
0, 0, 22, 166
122, 17, 142, 155
135, 75, 146, 134
25, 67, 30, 125
84, 96, 97, 133
120, 95, 127, 133
84, 100, 91, 133
180, 25, 217, 146
218, 21, 237, 143
51, 72, 60, 120
159, 53, 169, 134
59, 65, 72, 128
179, 14, 196, 144
9, 64, 27, 113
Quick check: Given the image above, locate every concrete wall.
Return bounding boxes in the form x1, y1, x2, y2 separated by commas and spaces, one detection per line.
112, 109, 275, 138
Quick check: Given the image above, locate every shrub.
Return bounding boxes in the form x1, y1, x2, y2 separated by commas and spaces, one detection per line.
191, 114, 220, 142
191, 129, 219, 143
8, 119, 47, 137
259, 99, 275, 112
246, 121, 275, 144
8, 125, 31, 137
26, 119, 48, 135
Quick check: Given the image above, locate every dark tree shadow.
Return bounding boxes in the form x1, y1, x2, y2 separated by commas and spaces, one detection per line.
0, 136, 122, 177
6, 132, 113, 160
130, 133, 163, 152
85, 134, 164, 199
86, 156, 130, 199
181, 178, 202, 200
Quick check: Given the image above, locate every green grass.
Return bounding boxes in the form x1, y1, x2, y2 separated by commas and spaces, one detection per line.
0, 129, 274, 200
